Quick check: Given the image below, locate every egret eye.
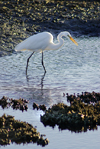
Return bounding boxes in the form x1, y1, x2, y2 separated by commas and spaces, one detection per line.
68, 34, 71, 38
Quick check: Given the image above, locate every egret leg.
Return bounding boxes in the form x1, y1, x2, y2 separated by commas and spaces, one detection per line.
26, 52, 34, 75
42, 52, 46, 73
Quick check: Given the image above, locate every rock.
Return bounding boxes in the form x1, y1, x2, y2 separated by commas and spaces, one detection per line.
39, 104, 46, 111
33, 103, 39, 110
41, 100, 100, 132
67, 91, 100, 104
0, 96, 28, 111
33, 102, 47, 111
0, 114, 49, 146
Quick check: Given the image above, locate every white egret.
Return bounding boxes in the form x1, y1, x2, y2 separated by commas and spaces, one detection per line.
15, 31, 78, 75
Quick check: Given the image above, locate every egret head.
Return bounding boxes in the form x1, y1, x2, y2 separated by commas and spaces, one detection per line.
58, 31, 78, 46
67, 32, 78, 46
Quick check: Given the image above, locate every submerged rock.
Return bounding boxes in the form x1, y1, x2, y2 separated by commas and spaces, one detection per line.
0, 114, 49, 146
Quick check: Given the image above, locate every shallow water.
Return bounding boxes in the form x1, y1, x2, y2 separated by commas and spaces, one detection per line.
0, 36, 100, 148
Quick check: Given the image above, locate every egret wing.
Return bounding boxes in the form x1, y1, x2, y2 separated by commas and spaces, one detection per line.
15, 32, 52, 52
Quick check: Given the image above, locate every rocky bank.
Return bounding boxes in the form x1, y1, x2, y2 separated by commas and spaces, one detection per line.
0, 0, 100, 56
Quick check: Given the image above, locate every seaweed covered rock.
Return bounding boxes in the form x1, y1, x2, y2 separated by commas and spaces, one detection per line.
0, 114, 49, 146
11, 98, 28, 111
41, 100, 100, 132
33, 102, 46, 111
0, 96, 8, 109
0, 96, 28, 111
67, 91, 100, 104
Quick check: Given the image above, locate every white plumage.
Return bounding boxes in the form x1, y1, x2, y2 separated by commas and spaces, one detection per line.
15, 31, 78, 75
15, 32, 53, 52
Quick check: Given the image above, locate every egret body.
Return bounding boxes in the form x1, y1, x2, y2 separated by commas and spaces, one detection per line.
15, 31, 78, 74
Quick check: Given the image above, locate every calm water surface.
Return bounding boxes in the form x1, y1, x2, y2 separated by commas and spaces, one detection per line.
0, 36, 100, 148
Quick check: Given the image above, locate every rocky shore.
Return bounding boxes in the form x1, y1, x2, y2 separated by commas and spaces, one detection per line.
0, 0, 100, 56
0, 91, 100, 145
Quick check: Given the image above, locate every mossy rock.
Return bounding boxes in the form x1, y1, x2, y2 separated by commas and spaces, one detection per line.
0, 114, 49, 146
41, 100, 100, 132
67, 91, 100, 104
0, 96, 28, 111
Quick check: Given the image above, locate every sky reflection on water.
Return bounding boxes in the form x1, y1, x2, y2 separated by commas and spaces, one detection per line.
0, 37, 100, 149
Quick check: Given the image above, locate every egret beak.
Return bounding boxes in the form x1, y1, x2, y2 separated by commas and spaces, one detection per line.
69, 36, 78, 46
